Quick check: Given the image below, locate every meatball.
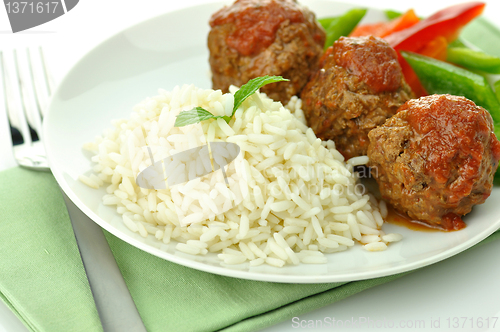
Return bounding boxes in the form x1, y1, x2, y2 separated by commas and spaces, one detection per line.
300, 36, 413, 159
208, 0, 325, 104
368, 94, 500, 230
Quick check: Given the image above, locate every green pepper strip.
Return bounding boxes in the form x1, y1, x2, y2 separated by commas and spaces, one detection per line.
384, 9, 402, 20
384, 9, 423, 21
317, 17, 337, 31
447, 47, 500, 74
492, 79, 500, 184
402, 51, 500, 133
319, 8, 367, 50
494, 79, 500, 102
495, 170, 500, 186
448, 38, 467, 48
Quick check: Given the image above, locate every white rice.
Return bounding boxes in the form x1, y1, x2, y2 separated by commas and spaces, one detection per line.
81, 85, 401, 267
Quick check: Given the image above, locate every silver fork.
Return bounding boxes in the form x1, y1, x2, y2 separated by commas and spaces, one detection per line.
0, 48, 147, 332
1, 48, 51, 170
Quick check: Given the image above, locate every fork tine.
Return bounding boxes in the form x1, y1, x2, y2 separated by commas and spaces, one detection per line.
3, 50, 32, 147
0, 51, 15, 150
15, 49, 44, 143
2, 49, 50, 170
29, 47, 52, 118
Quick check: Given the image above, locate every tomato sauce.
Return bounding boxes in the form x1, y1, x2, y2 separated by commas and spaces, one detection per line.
333, 36, 403, 93
210, 0, 306, 56
405, 95, 500, 205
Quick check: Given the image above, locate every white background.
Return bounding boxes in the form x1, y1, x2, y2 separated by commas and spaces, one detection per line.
1, 0, 500, 331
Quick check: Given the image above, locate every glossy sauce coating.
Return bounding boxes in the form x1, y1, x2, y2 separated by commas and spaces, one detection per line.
301, 36, 412, 159
405, 95, 500, 204
368, 94, 500, 231
210, 0, 310, 56
334, 36, 403, 94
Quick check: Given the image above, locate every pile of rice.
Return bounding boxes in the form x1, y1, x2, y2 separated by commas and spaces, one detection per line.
80, 84, 402, 267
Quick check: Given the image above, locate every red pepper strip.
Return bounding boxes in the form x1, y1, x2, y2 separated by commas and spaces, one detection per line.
385, 2, 485, 52
385, 2, 485, 97
350, 9, 420, 38
349, 22, 387, 37
399, 59, 427, 97
418, 36, 448, 61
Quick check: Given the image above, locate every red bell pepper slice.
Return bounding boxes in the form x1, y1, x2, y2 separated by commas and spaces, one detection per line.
418, 36, 448, 61
385, 2, 485, 52
384, 2, 485, 97
350, 9, 420, 38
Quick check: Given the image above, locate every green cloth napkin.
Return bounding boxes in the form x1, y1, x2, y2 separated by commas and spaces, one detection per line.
1, 167, 500, 332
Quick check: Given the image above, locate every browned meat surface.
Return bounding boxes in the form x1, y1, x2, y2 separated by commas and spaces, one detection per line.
300, 36, 413, 159
368, 94, 500, 230
208, 0, 325, 104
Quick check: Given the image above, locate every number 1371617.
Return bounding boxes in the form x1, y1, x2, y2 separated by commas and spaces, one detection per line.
446, 317, 498, 329
5, 2, 59, 14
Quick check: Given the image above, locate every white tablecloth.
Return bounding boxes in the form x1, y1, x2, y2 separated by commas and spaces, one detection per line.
1, 1, 499, 331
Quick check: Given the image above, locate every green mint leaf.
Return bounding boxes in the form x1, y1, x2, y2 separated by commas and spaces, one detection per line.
174, 75, 288, 127
174, 107, 218, 127
232, 75, 289, 115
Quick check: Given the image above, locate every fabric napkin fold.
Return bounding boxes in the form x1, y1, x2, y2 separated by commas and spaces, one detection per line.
1, 167, 500, 332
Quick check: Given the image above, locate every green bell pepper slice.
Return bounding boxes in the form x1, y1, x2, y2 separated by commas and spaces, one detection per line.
402, 51, 500, 136
319, 8, 367, 50
447, 47, 500, 74
384, 10, 402, 20
494, 79, 500, 102
318, 16, 337, 31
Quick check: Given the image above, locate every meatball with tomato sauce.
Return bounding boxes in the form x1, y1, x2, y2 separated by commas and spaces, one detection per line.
368, 94, 500, 230
301, 36, 413, 159
208, 0, 325, 104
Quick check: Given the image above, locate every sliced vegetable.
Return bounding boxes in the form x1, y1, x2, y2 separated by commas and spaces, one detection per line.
349, 22, 387, 38
419, 36, 448, 61
321, 8, 367, 50
495, 170, 500, 186
495, 80, 500, 102
317, 16, 337, 31
385, 2, 485, 97
384, 10, 403, 20
448, 38, 467, 48
460, 17, 500, 59
397, 36, 448, 96
399, 59, 427, 97
385, 2, 485, 52
350, 9, 419, 38
447, 47, 500, 74
401, 51, 500, 137
174, 76, 288, 127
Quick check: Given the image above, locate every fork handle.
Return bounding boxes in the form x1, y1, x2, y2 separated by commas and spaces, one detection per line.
61, 190, 147, 332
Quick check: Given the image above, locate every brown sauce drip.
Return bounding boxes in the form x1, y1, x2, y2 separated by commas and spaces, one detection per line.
360, 178, 466, 232
385, 204, 464, 232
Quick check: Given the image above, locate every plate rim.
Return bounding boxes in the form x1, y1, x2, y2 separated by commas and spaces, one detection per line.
43, 0, 500, 283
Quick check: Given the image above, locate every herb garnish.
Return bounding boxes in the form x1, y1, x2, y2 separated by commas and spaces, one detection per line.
174, 75, 288, 127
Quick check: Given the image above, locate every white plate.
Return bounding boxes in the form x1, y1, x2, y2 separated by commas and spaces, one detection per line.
43, 0, 500, 283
